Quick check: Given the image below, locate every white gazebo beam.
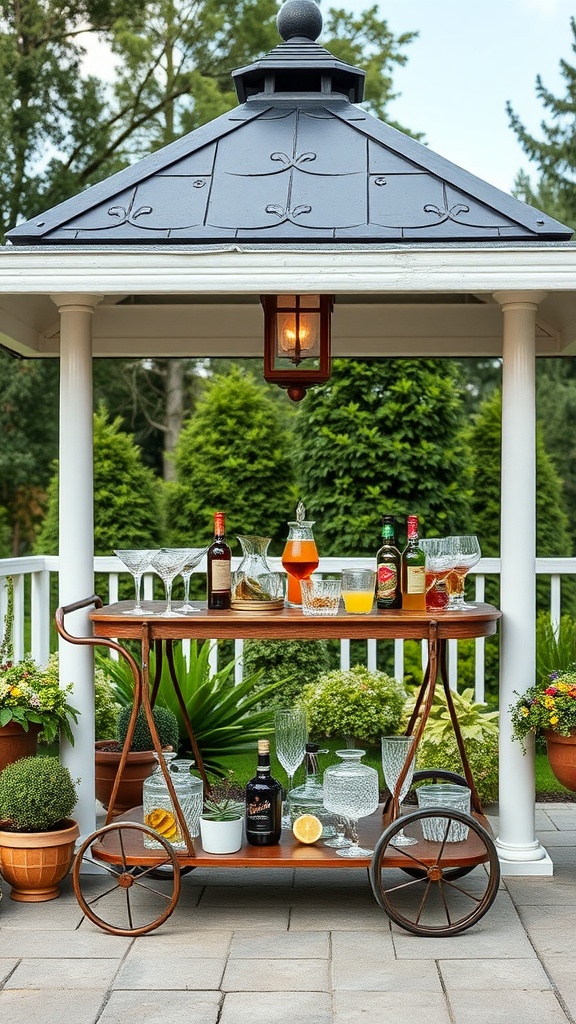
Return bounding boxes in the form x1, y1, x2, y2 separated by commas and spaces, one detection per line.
494, 289, 552, 875
52, 293, 102, 838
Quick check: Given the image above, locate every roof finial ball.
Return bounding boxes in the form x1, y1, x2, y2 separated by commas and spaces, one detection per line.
277, 0, 323, 42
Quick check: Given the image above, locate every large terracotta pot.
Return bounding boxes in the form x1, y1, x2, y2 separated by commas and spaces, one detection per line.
0, 722, 41, 773
0, 818, 79, 901
95, 741, 157, 814
544, 731, 576, 791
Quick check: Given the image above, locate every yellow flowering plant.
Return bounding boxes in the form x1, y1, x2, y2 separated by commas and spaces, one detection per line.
510, 670, 576, 749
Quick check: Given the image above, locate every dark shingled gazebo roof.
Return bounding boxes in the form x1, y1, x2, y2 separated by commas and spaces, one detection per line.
7, 0, 572, 246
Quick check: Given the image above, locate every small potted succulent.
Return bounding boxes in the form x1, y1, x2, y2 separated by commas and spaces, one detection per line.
199, 773, 244, 854
95, 703, 180, 814
0, 755, 79, 901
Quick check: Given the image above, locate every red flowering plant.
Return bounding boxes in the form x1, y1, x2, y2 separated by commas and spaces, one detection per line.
510, 669, 576, 750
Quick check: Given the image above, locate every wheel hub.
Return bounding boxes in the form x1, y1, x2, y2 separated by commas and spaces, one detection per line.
427, 864, 443, 882
117, 872, 135, 889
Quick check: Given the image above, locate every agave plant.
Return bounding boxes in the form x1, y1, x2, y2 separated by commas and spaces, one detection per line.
95, 641, 283, 777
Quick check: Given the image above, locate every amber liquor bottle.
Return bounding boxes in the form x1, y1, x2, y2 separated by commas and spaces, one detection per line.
401, 514, 426, 611
207, 511, 231, 609
376, 515, 402, 609
245, 739, 282, 846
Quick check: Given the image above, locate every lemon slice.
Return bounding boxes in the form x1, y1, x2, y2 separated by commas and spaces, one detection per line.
292, 813, 323, 845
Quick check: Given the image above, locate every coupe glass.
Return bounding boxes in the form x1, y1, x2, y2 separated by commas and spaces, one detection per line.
150, 548, 195, 617
274, 708, 307, 829
444, 535, 481, 610
323, 750, 380, 858
114, 548, 159, 615
381, 735, 418, 847
179, 547, 209, 613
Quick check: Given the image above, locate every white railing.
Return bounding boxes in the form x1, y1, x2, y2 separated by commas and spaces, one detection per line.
1, 554, 575, 702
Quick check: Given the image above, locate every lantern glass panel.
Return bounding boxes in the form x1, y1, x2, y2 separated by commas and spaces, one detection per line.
276, 311, 320, 361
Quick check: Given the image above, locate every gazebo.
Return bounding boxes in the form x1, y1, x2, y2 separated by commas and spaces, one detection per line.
1, 0, 574, 874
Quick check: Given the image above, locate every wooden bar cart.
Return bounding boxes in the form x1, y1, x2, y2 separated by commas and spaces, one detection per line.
56, 597, 502, 938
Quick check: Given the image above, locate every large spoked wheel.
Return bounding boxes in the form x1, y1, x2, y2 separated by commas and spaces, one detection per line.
73, 822, 181, 936
369, 808, 500, 937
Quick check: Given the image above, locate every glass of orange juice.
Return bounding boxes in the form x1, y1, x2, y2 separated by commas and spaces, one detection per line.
341, 568, 376, 614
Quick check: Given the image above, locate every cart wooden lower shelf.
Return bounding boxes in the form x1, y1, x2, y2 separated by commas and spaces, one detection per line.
56, 597, 502, 939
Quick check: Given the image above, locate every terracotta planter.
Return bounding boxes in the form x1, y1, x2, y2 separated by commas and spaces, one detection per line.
0, 722, 41, 773
95, 741, 157, 814
544, 731, 576, 791
0, 818, 79, 901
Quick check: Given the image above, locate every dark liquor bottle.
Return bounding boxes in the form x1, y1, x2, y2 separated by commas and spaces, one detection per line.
207, 511, 231, 610
245, 739, 282, 846
376, 515, 402, 610
401, 514, 426, 612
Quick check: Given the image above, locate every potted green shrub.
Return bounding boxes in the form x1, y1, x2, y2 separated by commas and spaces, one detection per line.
95, 704, 180, 814
199, 774, 244, 854
299, 665, 407, 747
0, 755, 79, 901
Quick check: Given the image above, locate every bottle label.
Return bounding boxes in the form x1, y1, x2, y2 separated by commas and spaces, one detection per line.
406, 565, 426, 594
246, 796, 274, 833
377, 564, 398, 598
211, 561, 231, 592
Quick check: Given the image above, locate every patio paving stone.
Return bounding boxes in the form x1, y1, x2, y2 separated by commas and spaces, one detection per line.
99, 989, 222, 1024
112, 955, 225, 990
222, 956, 330, 991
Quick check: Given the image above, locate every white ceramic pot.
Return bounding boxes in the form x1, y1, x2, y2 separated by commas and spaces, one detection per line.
199, 815, 243, 854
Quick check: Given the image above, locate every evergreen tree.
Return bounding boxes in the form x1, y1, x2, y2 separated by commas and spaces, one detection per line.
36, 407, 164, 555
507, 16, 576, 229
295, 358, 472, 556
536, 360, 576, 553
468, 388, 572, 556
166, 366, 295, 551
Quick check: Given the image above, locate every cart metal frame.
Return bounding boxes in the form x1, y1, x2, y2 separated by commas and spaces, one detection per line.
56, 597, 502, 937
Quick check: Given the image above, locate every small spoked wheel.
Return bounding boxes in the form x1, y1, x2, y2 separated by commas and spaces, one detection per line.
369, 808, 500, 936
73, 822, 181, 936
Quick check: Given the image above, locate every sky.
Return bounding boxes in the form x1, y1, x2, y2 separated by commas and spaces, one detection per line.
340, 0, 575, 194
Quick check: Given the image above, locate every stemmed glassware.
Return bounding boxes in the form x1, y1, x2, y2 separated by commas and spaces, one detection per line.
114, 549, 159, 615
323, 815, 351, 849
150, 548, 195, 617
419, 538, 457, 611
323, 750, 380, 858
381, 735, 418, 847
274, 709, 307, 829
179, 547, 209, 613
444, 535, 482, 610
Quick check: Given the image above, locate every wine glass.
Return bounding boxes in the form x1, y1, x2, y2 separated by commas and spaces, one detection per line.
323, 815, 352, 849
323, 750, 380, 858
114, 549, 159, 615
179, 547, 209, 613
444, 535, 482, 610
150, 548, 194, 617
274, 709, 307, 829
419, 538, 457, 611
381, 735, 418, 847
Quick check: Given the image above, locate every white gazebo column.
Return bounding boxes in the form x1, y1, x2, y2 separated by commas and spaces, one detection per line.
52, 293, 101, 838
493, 290, 552, 875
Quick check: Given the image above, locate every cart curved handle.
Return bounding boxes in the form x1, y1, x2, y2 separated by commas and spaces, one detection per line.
55, 595, 141, 683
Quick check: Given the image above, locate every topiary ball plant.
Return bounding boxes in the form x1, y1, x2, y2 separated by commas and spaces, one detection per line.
0, 756, 77, 832
116, 704, 180, 753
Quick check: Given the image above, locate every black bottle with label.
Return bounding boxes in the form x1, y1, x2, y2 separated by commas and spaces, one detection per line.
245, 739, 283, 846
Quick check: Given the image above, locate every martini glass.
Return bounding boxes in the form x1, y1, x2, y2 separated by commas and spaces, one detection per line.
150, 548, 194, 617
114, 549, 159, 615
179, 547, 209, 613
381, 735, 418, 847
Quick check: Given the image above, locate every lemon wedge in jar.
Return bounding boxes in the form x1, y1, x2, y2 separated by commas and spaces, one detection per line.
145, 808, 180, 842
292, 814, 323, 845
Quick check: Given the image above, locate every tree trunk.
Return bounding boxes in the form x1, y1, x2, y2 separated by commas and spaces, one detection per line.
163, 359, 185, 481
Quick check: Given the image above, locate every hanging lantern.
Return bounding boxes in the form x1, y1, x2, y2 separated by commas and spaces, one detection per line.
261, 294, 333, 401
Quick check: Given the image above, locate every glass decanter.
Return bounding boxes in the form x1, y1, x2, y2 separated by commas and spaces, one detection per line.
143, 753, 203, 850
288, 742, 336, 838
323, 749, 379, 858
231, 535, 284, 606
281, 500, 319, 606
